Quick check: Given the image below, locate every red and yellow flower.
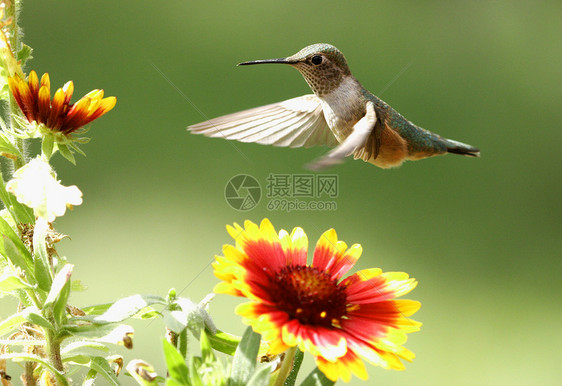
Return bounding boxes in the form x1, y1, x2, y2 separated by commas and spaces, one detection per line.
8, 70, 116, 135
213, 219, 421, 382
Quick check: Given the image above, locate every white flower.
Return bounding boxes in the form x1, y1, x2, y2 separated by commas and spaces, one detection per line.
6, 157, 82, 222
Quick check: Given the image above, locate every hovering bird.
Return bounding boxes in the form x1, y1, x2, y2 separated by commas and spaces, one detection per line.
188, 43, 479, 170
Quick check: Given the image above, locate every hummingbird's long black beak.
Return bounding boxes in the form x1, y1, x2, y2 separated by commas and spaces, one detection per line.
238, 58, 292, 66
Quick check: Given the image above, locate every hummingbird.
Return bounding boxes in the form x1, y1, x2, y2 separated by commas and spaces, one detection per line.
188, 43, 479, 170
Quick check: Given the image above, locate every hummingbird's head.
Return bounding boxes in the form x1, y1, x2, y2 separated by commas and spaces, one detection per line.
239, 43, 352, 97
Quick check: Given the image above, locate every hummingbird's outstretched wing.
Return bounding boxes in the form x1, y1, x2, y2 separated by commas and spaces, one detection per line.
188, 94, 338, 148
306, 101, 377, 171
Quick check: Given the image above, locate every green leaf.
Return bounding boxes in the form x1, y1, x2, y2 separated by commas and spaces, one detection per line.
284, 348, 304, 386
138, 309, 161, 319
228, 326, 261, 386
56, 143, 76, 164
0, 268, 33, 293
93, 294, 165, 323
33, 219, 53, 291
11, 288, 36, 307
0, 85, 8, 104
0, 312, 26, 337
84, 368, 98, 386
21, 306, 56, 331
162, 309, 188, 335
166, 379, 188, 386
207, 330, 270, 358
63, 323, 133, 344
63, 353, 91, 365
0, 352, 68, 385
33, 249, 52, 291
246, 364, 271, 386
300, 368, 335, 386
0, 132, 24, 161
162, 338, 189, 385
69, 141, 86, 157
2, 236, 35, 287
44, 264, 73, 326
16, 43, 33, 65
81, 302, 113, 316
79, 302, 158, 319
208, 330, 240, 356
89, 356, 120, 385
175, 296, 217, 337
188, 357, 203, 386
178, 328, 188, 359
45, 264, 72, 306
61, 340, 110, 355
2, 237, 26, 272
0, 216, 33, 274
6, 195, 34, 224
41, 134, 55, 160
66, 355, 120, 385
200, 329, 216, 364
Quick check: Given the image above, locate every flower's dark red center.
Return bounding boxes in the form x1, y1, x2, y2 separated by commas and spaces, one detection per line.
268, 265, 348, 328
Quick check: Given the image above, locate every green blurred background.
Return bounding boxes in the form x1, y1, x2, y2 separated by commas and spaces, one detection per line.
6, 1, 561, 384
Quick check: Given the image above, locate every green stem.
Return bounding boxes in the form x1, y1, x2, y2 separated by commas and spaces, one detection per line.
4, 0, 20, 51
4, 2, 38, 383
3, 0, 26, 171
274, 346, 297, 386
22, 361, 36, 385
24, 287, 42, 309
44, 329, 64, 372
10, 138, 26, 170
178, 328, 188, 359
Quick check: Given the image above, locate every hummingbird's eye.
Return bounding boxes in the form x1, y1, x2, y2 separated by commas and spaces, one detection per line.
311, 55, 323, 65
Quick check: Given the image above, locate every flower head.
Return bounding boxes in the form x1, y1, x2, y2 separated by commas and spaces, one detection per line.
213, 219, 421, 382
6, 157, 82, 222
8, 70, 116, 135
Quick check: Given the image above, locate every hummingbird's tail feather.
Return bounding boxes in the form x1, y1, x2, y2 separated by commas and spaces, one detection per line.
444, 139, 480, 157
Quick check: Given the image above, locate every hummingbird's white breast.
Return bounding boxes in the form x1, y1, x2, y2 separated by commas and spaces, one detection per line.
318, 76, 365, 143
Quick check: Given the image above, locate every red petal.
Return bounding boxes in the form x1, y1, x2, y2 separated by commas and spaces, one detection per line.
16, 75, 36, 121
8, 76, 28, 119
60, 97, 91, 133
62, 81, 74, 105
242, 238, 288, 273
312, 229, 339, 272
